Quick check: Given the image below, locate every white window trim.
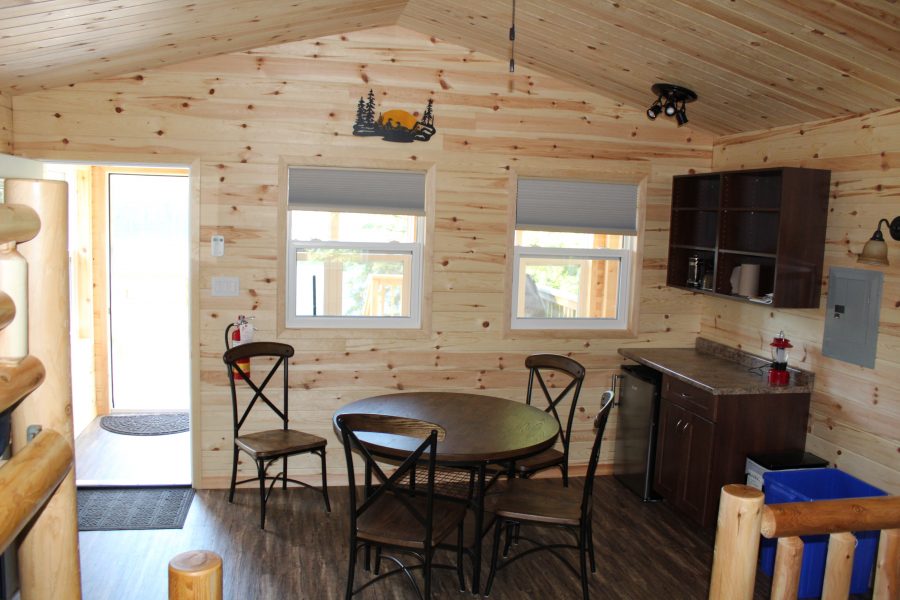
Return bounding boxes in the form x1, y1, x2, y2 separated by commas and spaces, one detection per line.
285, 220, 424, 329
510, 244, 633, 330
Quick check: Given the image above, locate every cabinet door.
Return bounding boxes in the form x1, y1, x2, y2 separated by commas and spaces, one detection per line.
653, 400, 687, 500
680, 414, 715, 524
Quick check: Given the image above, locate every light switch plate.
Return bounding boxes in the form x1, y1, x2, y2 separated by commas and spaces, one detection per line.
822, 267, 883, 368
211, 276, 239, 297
211, 235, 225, 257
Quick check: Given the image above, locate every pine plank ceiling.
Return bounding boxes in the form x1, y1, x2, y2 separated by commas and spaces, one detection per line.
0, 0, 898, 135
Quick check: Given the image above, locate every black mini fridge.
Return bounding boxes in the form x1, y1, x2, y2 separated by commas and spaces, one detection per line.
612, 364, 662, 501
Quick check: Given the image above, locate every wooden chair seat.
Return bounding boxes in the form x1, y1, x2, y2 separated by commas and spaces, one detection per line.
489, 478, 581, 526
224, 340, 330, 529
337, 413, 466, 599
235, 429, 327, 459
513, 448, 563, 476
511, 354, 586, 486
485, 391, 615, 600
358, 495, 467, 550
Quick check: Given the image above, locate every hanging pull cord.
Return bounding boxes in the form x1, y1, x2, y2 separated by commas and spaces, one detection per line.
509, 0, 516, 72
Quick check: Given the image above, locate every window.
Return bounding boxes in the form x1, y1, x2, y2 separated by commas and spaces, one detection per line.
286, 167, 425, 328
511, 178, 638, 330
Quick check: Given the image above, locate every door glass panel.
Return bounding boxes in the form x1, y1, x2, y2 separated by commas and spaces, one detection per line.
108, 173, 190, 410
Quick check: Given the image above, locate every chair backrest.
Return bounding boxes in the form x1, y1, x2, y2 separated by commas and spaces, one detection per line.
223, 341, 295, 435
524, 354, 586, 457
336, 413, 446, 547
581, 390, 615, 518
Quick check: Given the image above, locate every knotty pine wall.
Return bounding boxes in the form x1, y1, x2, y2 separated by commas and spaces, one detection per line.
1, 92, 11, 153
10, 26, 717, 487
706, 107, 900, 494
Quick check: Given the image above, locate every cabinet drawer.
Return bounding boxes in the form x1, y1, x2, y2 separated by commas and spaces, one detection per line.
662, 375, 718, 422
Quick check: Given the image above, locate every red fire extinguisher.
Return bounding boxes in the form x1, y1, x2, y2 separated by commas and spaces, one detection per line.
226, 315, 254, 377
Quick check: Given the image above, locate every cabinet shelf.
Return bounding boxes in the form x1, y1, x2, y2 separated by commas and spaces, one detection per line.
666, 167, 831, 308
719, 249, 776, 258
672, 244, 716, 252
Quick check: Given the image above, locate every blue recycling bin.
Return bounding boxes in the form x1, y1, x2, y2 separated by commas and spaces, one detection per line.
760, 468, 887, 598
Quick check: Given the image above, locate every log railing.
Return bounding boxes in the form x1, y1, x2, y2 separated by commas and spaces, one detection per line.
0, 178, 83, 599
1, 177, 219, 599
709, 484, 900, 600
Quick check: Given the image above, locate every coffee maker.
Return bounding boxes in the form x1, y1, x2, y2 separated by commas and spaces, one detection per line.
687, 254, 712, 289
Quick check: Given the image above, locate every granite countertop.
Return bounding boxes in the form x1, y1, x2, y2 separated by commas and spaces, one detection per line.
618, 338, 814, 395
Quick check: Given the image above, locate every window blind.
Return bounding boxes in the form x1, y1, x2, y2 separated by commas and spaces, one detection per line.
288, 167, 425, 216
516, 178, 638, 235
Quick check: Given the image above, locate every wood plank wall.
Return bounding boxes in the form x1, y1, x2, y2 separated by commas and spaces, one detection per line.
0, 91, 11, 153
9, 26, 717, 487
707, 108, 900, 494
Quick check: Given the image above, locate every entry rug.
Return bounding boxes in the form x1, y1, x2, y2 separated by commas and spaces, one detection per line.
100, 412, 189, 436
77, 486, 194, 531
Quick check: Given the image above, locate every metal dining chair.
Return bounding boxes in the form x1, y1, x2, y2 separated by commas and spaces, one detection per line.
485, 390, 615, 600
336, 413, 467, 599
223, 341, 330, 529
511, 353, 586, 486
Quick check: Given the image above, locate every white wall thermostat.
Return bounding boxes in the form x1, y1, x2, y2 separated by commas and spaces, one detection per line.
211, 234, 225, 257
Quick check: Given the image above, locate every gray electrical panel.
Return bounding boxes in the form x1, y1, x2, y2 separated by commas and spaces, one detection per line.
822, 267, 883, 369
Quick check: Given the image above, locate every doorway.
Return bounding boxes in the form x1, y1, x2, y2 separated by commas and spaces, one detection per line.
52, 163, 193, 486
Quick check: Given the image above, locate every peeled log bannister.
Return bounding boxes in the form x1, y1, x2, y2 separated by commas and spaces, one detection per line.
0, 291, 14, 331
709, 485, 900, 599
5, 178, 82, 600
708, 484, 764, 600
0, 355, 45, 416
169, 550, 224, 600
0, 429, 72, 552
0, 204, 40, 246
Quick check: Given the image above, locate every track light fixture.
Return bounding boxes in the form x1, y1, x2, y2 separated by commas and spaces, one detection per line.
646, 83, 697, 126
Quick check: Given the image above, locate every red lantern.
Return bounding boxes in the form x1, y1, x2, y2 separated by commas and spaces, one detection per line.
768, 331, 793, 386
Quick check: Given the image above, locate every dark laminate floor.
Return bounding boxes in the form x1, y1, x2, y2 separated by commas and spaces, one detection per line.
78, 476, 775, 600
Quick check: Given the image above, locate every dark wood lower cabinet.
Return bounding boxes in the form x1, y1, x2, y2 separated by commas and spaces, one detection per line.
653, 375, 810, 528
654, 400, 714, 525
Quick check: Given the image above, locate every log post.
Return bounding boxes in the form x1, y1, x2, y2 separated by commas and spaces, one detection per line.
708, 484, 764, 600
771, 535, 803, 600
6, 178, 81, 600
874, 528, 899, 600
821, 532, 855, 600
168, 550, 223, 600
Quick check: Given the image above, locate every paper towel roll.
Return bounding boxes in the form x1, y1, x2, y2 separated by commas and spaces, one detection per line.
737, 263, 760, 297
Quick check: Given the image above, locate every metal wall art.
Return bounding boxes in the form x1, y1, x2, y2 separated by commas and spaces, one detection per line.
352, 90, 436, 142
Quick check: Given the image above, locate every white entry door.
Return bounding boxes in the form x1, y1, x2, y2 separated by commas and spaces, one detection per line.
108, 172, 190, 410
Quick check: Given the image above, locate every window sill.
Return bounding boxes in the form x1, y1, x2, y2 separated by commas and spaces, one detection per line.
502, 326, 639, 340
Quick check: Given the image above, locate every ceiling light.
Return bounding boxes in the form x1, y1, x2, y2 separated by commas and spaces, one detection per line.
647, 83, 697, 127
858, 217, 900, 266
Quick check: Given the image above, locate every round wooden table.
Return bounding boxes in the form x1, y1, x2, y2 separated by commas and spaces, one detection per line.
334, 391, 560, 593
334, 391, 559, 464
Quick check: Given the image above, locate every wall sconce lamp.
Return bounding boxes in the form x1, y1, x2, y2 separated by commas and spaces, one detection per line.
646, 83, 697, 126
857, 216, 900, 266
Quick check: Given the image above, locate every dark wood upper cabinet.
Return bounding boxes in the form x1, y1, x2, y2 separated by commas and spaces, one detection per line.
666, 167, 831, 308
